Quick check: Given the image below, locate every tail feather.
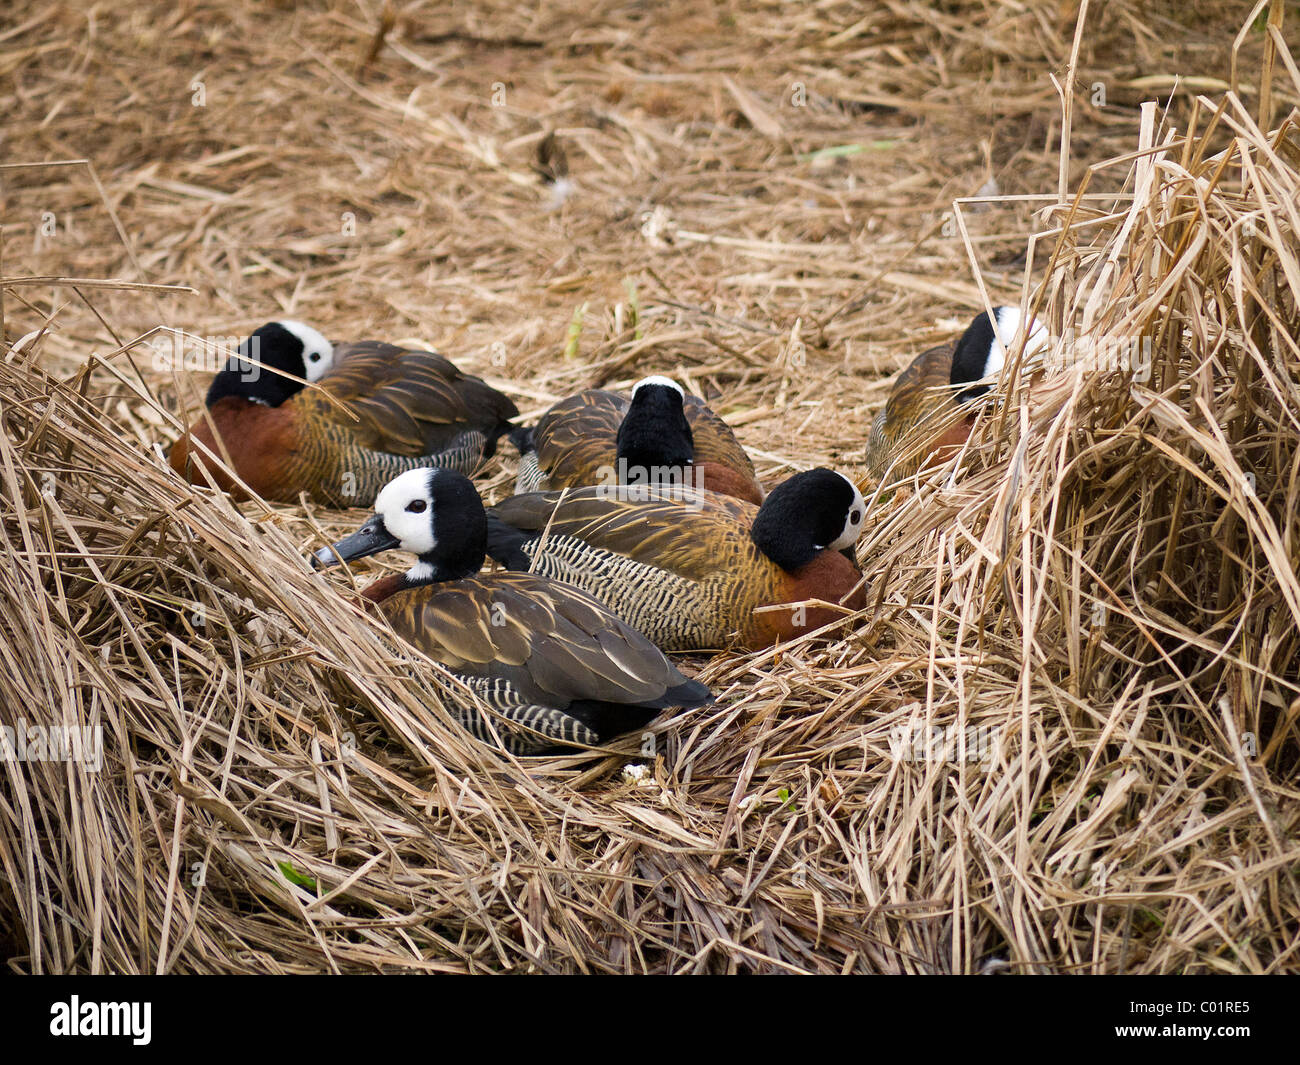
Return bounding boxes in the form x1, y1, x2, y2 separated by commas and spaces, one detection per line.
559, 699, 663, 743
666, 677, 713, 708
559, 676, 711, 744
506, 423, 534, 455
481, 421, 534, 460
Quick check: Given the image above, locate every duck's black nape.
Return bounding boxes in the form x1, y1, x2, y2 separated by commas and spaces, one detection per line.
205, 322, 308, 408
750, 468, 857, 571
616, 383, 695, 474
949, 310, 1001, 404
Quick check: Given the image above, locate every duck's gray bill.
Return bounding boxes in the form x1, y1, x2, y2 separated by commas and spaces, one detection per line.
312, 518, 399, 568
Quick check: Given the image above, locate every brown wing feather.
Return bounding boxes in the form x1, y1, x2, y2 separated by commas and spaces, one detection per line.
683, 395, 758, 482
532, 390, 625, 487
865, 340, 961, 479
381, 572, 691, 708
300, 341, 519, 456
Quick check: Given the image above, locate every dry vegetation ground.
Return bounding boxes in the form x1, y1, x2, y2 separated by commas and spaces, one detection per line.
1, 0, 1298, 973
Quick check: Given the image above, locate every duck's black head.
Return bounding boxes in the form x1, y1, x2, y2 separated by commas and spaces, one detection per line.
616, 375, 695, 484
949, 306, 1047, 404
749, 468, 867, 572
206, 320, 334, 408
313, 467, 487, 585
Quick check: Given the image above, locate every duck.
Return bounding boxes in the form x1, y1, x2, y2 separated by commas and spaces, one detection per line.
485, 468, 867, 652
864, 306, 1048, 482
169, 320, 525, 507
313, 467, 712, 754
515, 375, 764, 504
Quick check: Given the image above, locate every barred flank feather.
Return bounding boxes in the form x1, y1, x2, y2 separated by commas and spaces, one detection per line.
520, 535, 717, 651
513, 448, 544, 495
452, 675, 600, 752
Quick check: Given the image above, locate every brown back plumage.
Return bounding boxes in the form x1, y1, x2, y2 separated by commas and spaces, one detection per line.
526, 388, 762, 501
487, 486, 864, 651
865, 340, 972, 482
299, 341, 519, 456
530, 390, 625, 489
380, 571, 690, 707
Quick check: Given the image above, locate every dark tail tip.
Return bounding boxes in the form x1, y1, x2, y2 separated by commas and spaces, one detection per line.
669, 678, 713, 708
506, 424, 534, 455
484, 422, 534, 460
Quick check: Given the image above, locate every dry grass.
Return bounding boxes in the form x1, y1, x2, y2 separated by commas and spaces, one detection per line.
1, 0, 1298, 972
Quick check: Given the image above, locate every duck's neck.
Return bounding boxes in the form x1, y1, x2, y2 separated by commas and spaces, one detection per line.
372, 547, 483, 598
617, 400, 694, 471
362, 573, 408, 604
363, 563, 472, 604
205, 363, 302, 408
750, 520, 819, 572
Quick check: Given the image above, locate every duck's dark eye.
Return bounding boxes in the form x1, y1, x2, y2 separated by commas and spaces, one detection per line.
406, 499, 427, 513
308, 351, 321, 362
850, 510, 862, 525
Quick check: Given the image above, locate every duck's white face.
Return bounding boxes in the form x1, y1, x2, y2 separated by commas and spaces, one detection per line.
826, 472, 867, 551
984, 306, 1049, 378
374, 469, 437, 556
277, 320, 335, 382
631, 374, 684, 398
